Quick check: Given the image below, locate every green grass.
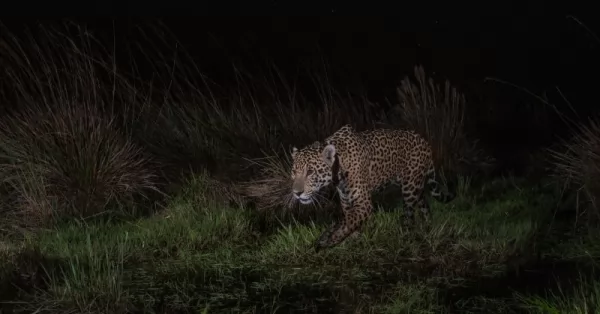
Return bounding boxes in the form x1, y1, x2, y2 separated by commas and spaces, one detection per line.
2, 175, 598, 313
517, 275, 600, 314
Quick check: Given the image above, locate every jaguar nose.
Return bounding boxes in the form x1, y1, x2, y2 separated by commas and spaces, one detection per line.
293, 190, 303, 197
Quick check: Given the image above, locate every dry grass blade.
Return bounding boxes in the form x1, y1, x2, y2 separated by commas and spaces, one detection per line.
237, 151, 338, 231
238, 153, 297, 212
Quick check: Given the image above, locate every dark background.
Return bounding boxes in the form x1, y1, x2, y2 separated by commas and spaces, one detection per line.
3, 2, 597, 96
1, 3, 599, 173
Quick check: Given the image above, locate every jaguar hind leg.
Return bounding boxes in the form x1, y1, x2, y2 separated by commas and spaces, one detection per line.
399, 179, 414, 225
400, 173, 431, 226
415, 194, 432, 223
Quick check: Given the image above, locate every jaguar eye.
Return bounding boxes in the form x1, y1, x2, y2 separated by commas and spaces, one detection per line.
306, 169, 314, 176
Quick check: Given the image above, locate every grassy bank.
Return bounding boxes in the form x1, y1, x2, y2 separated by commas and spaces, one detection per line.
2, 175, 599, 313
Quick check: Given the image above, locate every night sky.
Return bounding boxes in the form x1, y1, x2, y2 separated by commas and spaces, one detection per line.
4, 4, 598, 99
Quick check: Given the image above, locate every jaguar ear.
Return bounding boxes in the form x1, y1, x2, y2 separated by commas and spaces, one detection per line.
291, 146, 298, 159
321, 144, 336, 167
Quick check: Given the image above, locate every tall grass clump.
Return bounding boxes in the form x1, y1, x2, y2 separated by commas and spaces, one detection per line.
550, 117, 600, 223
0, 104, 159, 229
0, 23, 160, 232
395, 65, 493, 178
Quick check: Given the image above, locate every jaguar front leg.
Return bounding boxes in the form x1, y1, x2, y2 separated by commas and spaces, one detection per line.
315, 220, 339, 248
314, 196, 348, 252
315, 218, 362, 246
315, 193, 373, 252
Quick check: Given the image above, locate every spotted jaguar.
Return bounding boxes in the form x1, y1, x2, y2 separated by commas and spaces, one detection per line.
291, 124, 455, 251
